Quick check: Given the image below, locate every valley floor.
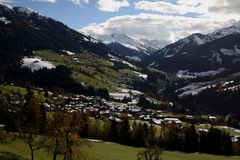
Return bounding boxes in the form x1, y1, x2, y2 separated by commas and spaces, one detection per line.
0, 139, 239, 160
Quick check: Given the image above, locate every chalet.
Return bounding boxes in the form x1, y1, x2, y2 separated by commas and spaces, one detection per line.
152, 118, 163, 125
10, 94, 20, 105
0, 124, 5, 130
163, 118, 182, 124
231, 136, 240, 143
199, 128, 209, 132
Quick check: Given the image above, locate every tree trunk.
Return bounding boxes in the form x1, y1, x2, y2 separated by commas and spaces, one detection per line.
63, 132, 70, 160
52, 151, 57, 160
31, 150, 34, 160
63, 152, 67, 160
29, 143, 34, 160
53, 139, 58, 160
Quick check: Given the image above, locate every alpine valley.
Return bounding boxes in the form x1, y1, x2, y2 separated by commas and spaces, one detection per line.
0, 3, 240, 160
1, 3, 240, 120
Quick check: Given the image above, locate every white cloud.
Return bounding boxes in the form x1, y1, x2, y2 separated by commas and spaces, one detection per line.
80, 13, 235, 42
0, 0, 15, 3
33, 0, 90, 5
34, 0, 56, 3
69, 0, 89, 5
135, 0, 204, 15
79, 0, 240, 41
97, 0, 129, 12
135, 0, 240, 20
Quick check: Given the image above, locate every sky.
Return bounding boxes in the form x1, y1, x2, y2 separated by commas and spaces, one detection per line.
1, 0, 240, 42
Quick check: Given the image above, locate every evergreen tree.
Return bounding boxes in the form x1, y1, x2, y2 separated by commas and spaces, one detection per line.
223, 132, 233, 156
131, 121, 139, 146
147, 125, 158, 146
162, 124, 183, 151
183, 123, 198, 153
117, 120, 131, 145
199, 130, 208, 153
102, 120, 111, 141
44, 88, 49, 98
0, 74, 4, 84
109, 120, 118, 142
135, 123, 146, 147
39, 104, 46, 134
80, 114, 89, 138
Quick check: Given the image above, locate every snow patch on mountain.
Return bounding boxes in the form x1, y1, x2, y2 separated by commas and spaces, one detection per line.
62, 50, 76, 56
121, 43, 139, 51
14, 7, 35, 15
220, 46, 240, 56
0, 17, 11, 24
134, 71, 148, 80
125, 56, 141, 62
108, 54, 138, 70
177, 68, 225, 79
176, 83, 216, 98
22, 57, 55, 72
212, 52, 223, 64
164, 54, 175, 58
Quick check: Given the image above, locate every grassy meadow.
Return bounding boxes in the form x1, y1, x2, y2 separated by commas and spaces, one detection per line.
0, 139, 239, 160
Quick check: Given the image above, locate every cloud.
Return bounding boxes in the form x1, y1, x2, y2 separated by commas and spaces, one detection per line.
77, 0, 238, 41
135, 0, 240, 20
0, 0, 15, 3
207, 0, 240, 16
135, 0, 204, 15
97, 0, 129, 12
33, 0, 89, 5
69, 0, 89, 5
80, 13, 234, 42
34, 0, 57, 3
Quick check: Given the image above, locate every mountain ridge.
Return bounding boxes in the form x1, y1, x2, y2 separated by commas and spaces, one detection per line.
145, 21, 240, 78
84, 32, 170, 60
0, 4, 114, 67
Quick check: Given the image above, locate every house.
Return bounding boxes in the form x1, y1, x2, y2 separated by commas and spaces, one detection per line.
163, 118, 182, 124
231, 136, 240, 143
152, 118, 163, 125
199, 128, 209, 132
0, 124, 5, 130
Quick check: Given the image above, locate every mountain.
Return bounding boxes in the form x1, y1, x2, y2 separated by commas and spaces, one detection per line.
0, 4, 154, 96
146, 22, 240, 79
0, 4, 113, 67
94, 33, 170, 60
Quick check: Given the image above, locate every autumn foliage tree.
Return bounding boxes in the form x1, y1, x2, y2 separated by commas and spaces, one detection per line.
137, 144, 163, 160
16, 89, 45, 160
44, 111, 89, 160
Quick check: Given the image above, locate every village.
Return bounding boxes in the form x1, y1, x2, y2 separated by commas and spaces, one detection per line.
4, 86, 239, 144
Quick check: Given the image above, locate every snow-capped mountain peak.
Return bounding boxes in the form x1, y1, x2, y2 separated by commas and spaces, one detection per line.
156, 21, 240, 59
147, 20, 240, 75
232, 21, 240, 28
209, 21, 240, 40
14, 7, 35, 15
98, 33, 140, 47
96, 33, 170, 55
0, 3, 13, 10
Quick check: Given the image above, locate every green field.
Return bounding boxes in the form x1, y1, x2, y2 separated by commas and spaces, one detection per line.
0, 139, 239, 160
34, 50, 139, 91
0, 84, 27, 95
0, 84, 45, 101
33, 50, 167, 105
